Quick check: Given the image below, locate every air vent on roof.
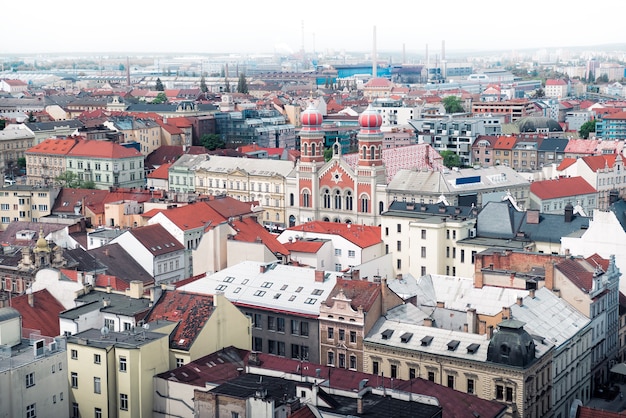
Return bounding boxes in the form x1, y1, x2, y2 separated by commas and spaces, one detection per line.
400, 332, 413, 343
381, 329, 394, 340
447, 340, 460, 351
467, 343, 480, 354
421, 336, 433, 346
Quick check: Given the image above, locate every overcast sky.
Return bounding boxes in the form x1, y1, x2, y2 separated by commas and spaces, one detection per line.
2, 0, 623, 56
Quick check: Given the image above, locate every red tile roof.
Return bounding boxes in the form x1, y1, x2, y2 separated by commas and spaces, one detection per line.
326, 278, 381, 312
229, 217, 289, 256
557, 157, 577, 171
287, 221, 381, 249
603, 111, 626, 120
284, 239, 327, 253
587, 253, 609, 272
94, 274, 131, 291
2, 79, 28, 86
147, 162, 171, 179
144, 290, 215, 351
494, 135, 517, 150
576, 406, 626, 418
564, 139, 598, 155
582, 154, 618, 172
26, 138, 78, 155
10, 289, 64, 337
556, 257, 599, 293
68, 139, 142, 159
153, 201, 226, 231
205, 196, 258, 219
530, 176, 596, 199
546, 79, 567, 86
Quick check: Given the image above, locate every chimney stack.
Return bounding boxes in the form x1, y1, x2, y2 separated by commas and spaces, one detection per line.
423, 317, 433, 327
28, 292, 34, 307
529, 288, 536, 299
516, 296, 523, 306
357, 397, 364, 414
502, 306, 511, 320
315, 270, 325, 282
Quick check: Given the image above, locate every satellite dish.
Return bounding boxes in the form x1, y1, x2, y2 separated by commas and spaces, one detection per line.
100, 326, 110, 337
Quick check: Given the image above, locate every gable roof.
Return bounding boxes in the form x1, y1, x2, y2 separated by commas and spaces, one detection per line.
151, 201, 226, 231
582, 154, 618, 172
229, 217, 289, 256
10, 289, 64, 337
26, 138, 78, 155
205, 196, 259, 219
147, 162, 171, 179
326, 278, 381, 312
555, 257, 597, 293
127, 224, 184, 256
286, 221, 381, 249
530, 176, 596, 200
81, 243, 154, 285
144, 290, 215, 351
283, 238, 327, 254
67, 139, 142, 159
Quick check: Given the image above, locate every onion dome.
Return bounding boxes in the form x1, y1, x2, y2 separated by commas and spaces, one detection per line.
358, 105, 382, 129
301, 102, 323, 130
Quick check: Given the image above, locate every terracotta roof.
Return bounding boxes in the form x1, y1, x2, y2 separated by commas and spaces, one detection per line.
555, 257, 599, 293
229, 217, 289, 256
144, 290, 215, 351
2, 79, 28, 86
154, 201, 226, 231
165, 116, 193, 128
582, 154, 618, 172
10, 289, 64, 337
564, 138, 598, 154
147, 162, 171, 179
284, 239, 326, 253
587, 253, 609, 272
364, 78, 393, 88
26, 138, 78, 155
145, 145, 185, 167
94, 274, 131, 292
127, 224, 184, 256
205, 196, 258, 219
173, 272, 206, 289
603, 111, 626, 120
576, 406, 626, 418
557, 157, 577, 170
546, 79, 567, 86
326, 278, 381, 312
494, 135, 517, 150
67, 139, 142, 158
530, 176, 596, 199
287, 221, 381, 249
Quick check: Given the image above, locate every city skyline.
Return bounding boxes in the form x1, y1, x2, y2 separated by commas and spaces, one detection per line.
3, 0, 624, 56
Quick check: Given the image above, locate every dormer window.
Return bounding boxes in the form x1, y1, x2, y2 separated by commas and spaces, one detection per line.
447, 340, 460, 351
421, 336, 433, 346
381, 329, 394, 340
400, 332, 413, 343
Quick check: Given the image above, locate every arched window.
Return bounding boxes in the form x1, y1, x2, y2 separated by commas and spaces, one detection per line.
379, 201, 384, 214
360, 195, 370, 213
289, 215, 296, 227
362, 146, 367, 160
323, 189, 331, 209
302, 190, 310, 207
302, 143, 308, 156
311, 143, 316, 157
345, 191, 353, 211
334, 190, 342, 210
333, 218, 341, 223
334, 143, 340, 155
370, 146, 375, 160
323, 216, 330, 222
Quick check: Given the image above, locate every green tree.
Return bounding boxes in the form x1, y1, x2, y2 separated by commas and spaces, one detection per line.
17, 157, 26, 168
439, 150, 462, 168
155, 77, 164, 91
224, 77, 230, 93
532, 87, 545, 98
81, 180, 96, 189
597, 74, 609, 83
323, 147, 333, 161
55, 171, 81, 188
200, 75, 208, 93
579, 120, 597, 139
237, 73, 248, 94
200, 134, 225, 151
442, 96, 464, 113
151, 92, 168, 104
0, 119, 6, 130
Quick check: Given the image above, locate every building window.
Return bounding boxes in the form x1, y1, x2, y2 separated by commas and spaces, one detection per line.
253, 313, 262, 329
467, 378, 475, 394
277, 317, 285, 333
339, 329, 345, 341
421, 247, 426, 258
26, 403, 36, 418
94, 354, 101, 364
291, 319, 300, 335
301, 321, 309, 337
120, 393, 129, 410
268, 316, 276, 331
268, 340, 277, 354
278, 341, 285, 356
409, 368, 416, 379
397, 240, 401, 251
350, 330, 357, 343
72, 403, 79, 418
350, 355, 357, 370
421, 229, 426, 239
496, 385, 504, 400
95, 408, 102, 418
348, 250, 355, 258
506, 387, 513, 402
328, 327, 334, 339
327, 351, 335, 366
373, 361, 379, 375
71, 372, 78, 388
397, 259, 402, 269
119, 356, 127, 372
428, 371, 435, 382
461, 249, 465, 263
397, 224, 401, 233
25, 372, 35, 388
390, 364, 398, 378
94, 377, 101, 394
176, 358, 184, 367
71, 349, 78, 360
447, 375, 454, 388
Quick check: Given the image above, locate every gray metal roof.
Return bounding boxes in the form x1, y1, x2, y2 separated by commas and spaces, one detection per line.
0, 307, 20, 322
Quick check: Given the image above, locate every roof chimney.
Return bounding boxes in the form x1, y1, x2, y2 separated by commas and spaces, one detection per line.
357, 397, 364, 414
502, 306, 511, 320
28, 292, 34, 308
423, 317, 433, 327
529, 288, 536, 299
315, 270, 325, 282
516, 296, 523, 306
564, 203, 574, 223
526, 209, 539, 224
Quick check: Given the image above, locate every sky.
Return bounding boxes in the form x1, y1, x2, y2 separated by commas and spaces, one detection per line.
2, 0, 624, 56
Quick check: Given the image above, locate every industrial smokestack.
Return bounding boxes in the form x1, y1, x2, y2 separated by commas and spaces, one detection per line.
372, 26, 377, 78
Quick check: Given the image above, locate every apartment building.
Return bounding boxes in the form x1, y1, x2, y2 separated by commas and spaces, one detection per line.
471, 99, 536, 123
0, 185, 59, 230
25, 138, 77, 186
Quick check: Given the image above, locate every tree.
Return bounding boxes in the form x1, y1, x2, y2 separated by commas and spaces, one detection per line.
579, 120, 597, 139
155, 77, 164, 91
323, 147, 333, 161
17, 157, 26, 169
439, 150, 462, 168
224, 77, 231, 93
55, 171, 96, 188
597, 74, 609, 83
442, 96, 464, 114
0, 119, 6, 130
237, 73, 248, 94
532, 87, 545, 98
151, 92, 167, 104
200, 75, 208, 93
200, 134, 225, 151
